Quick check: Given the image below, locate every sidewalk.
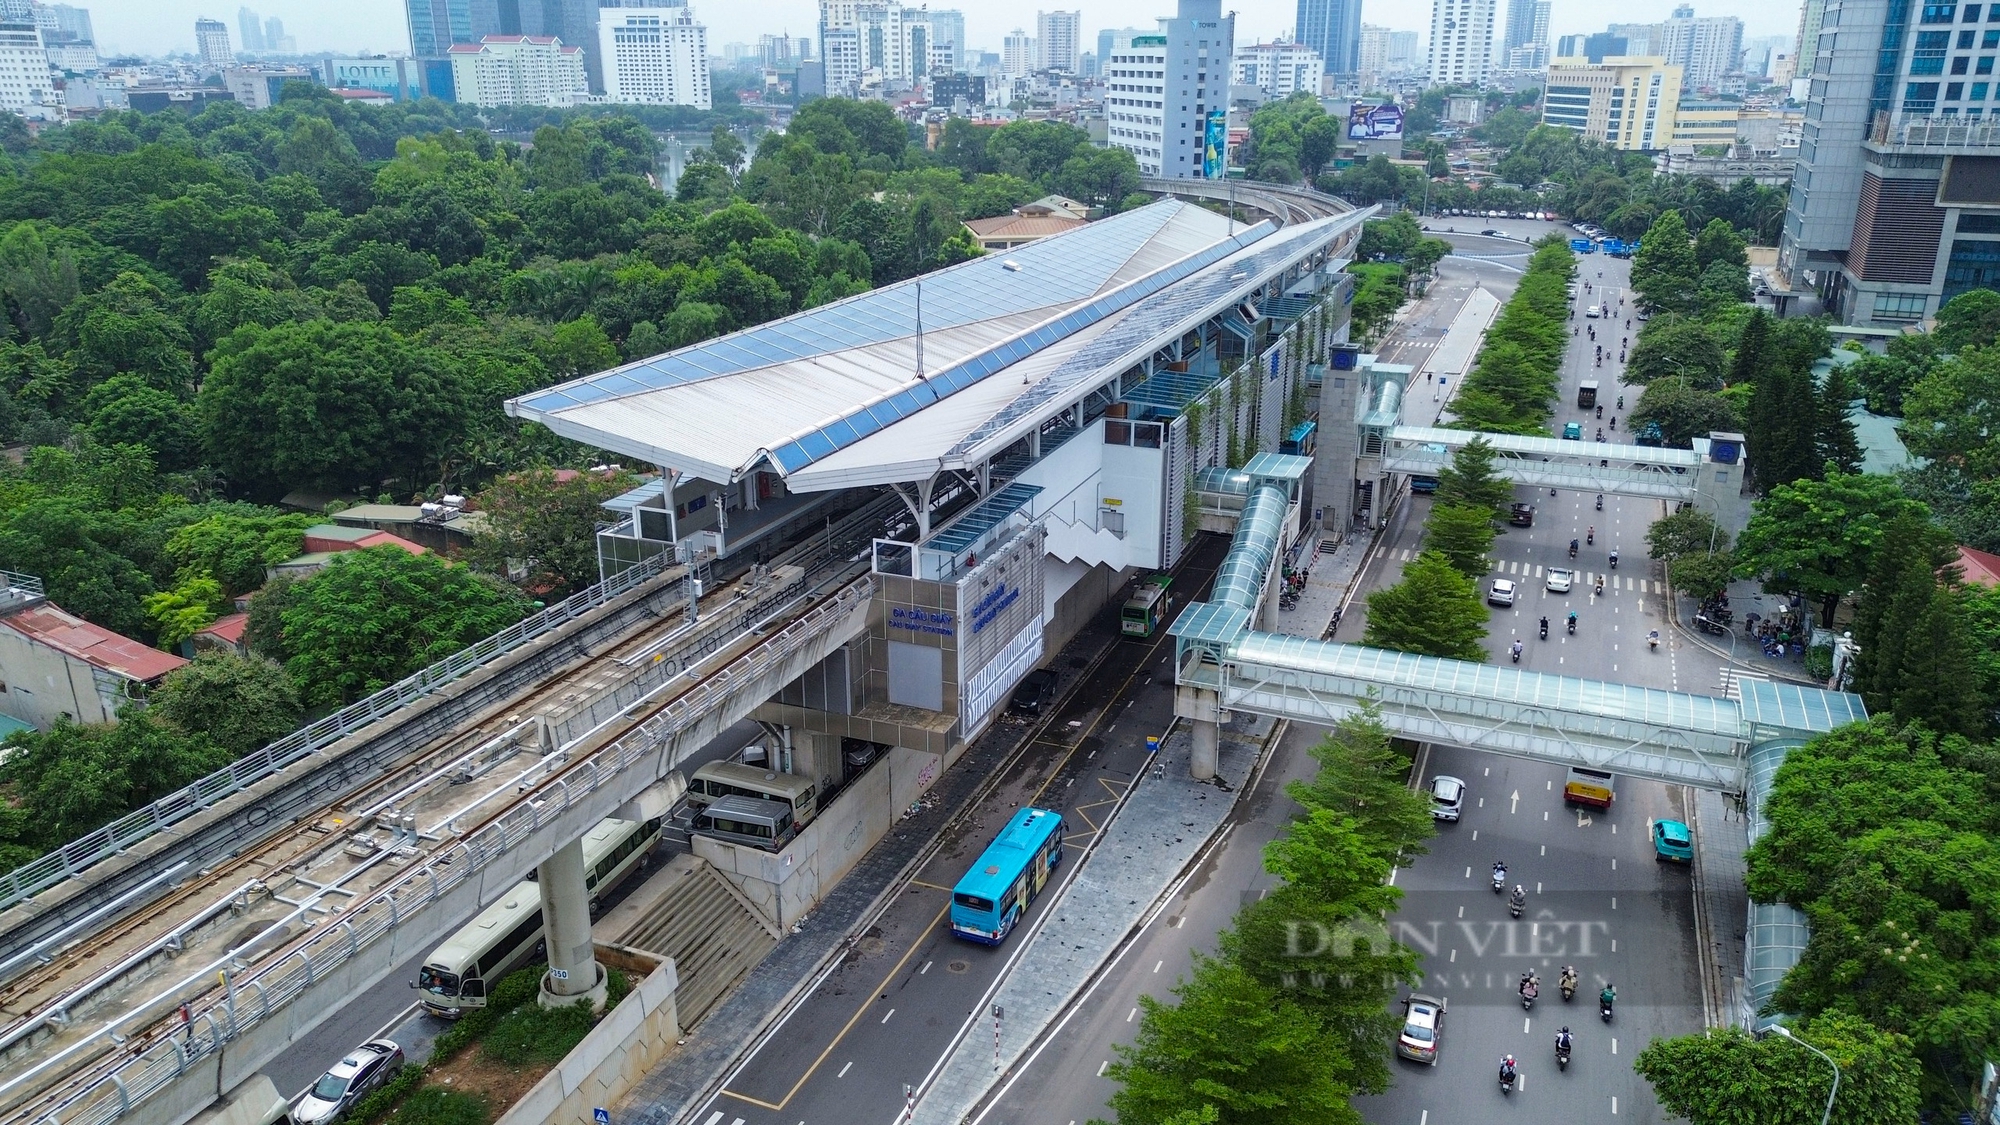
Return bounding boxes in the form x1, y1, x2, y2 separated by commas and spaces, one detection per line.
1670, 575, 1822, 688
1691, 785, 1751, 1030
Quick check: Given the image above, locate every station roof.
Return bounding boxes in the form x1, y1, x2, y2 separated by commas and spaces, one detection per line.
508, 200, 1364, 491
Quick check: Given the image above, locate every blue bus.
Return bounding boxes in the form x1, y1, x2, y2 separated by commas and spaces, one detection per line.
949, 807, 1067, 944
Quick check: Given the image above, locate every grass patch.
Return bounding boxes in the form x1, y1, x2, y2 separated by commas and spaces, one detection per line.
483, 999, 597, 1066
389, 1088, 489, 1125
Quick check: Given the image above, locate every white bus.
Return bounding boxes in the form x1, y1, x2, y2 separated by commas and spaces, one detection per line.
413, 815, 662, 1017
686, 761, 819, 830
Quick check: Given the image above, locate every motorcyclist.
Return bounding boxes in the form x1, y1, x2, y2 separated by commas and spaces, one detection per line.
1587, 525, 1594, 544
1539, 616, 1549, 639
1610, 415, 1617, 429
1609, 549, 1619, 568
1617, 395, 1624, 409
1510, 884, 1527, 910
1595, 493, 1603, 509
1511, 639, 1523, 662
1492, 860, 1507, 886
1600, 984, 1617, 1008
1567, 611, 1578, 633
1556, 1026, 1574, 1058
1500, 1054, 1518, 1086
1595, 575, 1604, 595
1560, 965, 1579, 996
1569, 538, 1579, 557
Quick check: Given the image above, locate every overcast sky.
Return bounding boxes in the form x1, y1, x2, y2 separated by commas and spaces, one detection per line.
97, 0, 1802, 64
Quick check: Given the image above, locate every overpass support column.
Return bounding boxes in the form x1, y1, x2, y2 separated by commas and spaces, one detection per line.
1176, 683, 1222, 781
536, 837, 607, 1011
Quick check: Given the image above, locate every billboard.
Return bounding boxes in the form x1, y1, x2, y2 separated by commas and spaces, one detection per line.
1348, 102, 1405, 141
1203, 110, 1226, 179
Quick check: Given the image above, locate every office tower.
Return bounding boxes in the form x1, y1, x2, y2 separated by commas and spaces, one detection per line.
0, 18, 51, 110
1662, 8, 1742, 87
49, 4, 90, 43
1428, 0, 1495, 85
929, 9, 964, 69
1106, 0, 1232, 179
818, 2, 937, 89
1002, 28, 1035, 74
1779, 0, 2000, 326
263, 15, 294, 53
600, 4, 709, 107
1607, 21, 1663, 54
448, 33, 588, 105
1295, 0, 1361, 74
237, 6, 262, 51
1541, 56, 1682, 148
195, 17, 234, 66
1038, 11, 1080, 71
1233, 39, 1324, 97
1500, 0, 1548, 69
1792, 0, 1827, 80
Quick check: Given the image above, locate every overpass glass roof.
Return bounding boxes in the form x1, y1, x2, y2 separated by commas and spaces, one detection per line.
1737, 679, 1866, 733
1389, 425, 1703, 468
1230, 633, 1745, 735
923, 482, 1042, 555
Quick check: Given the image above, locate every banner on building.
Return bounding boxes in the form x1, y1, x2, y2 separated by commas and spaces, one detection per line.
1203, 110, 1226, 178
1347, 102, 1404, 141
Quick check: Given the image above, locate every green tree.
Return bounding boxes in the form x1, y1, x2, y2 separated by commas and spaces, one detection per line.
163, 511, 313, 597
1745, 719, 2000, 1096
1626, 315, 1727, 388
0, 713, 232, 856
1748, 360, 1822, 489
280, 547, 532, 708
469, 467, 639, 597
1433, 435, 1514, 516
1103, 954, 1363, 1125
1284, 704, 1437, 865
1669, 549, 1738, 601
142, 576, 226, 648
1631, 209, 1699, 315
1635, 1013, 1922, 1125
1632, 377, 1743, 447
1817, 361, 1864, 476
1422, 502, 1495, 577
1647, 505, 1730, 562
1692, 216, 1749, 273
149, 651, 304, 758
1361, 550, 1489, 660
1734, 471, 1926, 626
1899, 345, 2000, 477
1933, 287, 2000, 352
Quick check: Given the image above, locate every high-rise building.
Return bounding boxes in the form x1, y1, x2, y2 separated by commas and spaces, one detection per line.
447, 33, 588, 105
263, 15, 295, 53
1428, 0, 1495, 86
0, 20, 56, 115
1002, 28, 1035, 74
236, 6, 262, 52
1791, 0, 1827, 81
1606, 21, 1664, 55
1037, 10, 1079, 71
1233, 39, 1324, 97
1358, 23, 1390, 72
1295, 0, 1361, 74
1106, 0, 1232, 179
1661, 7, 1742, 88
1541, 55, 1682, 148
408, 0, 602, 92
1389, 29, 1418, 66
929, 9, 964, 69
49, 2, 88, 43
819, 2, 939, 89
1500, 0, 1548, 67
1778, 0, 2000, 326
600, 3, 709, 107
194, 17, 234, 66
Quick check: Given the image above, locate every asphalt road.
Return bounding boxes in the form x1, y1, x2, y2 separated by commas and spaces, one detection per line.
685, 536, 1228, 1125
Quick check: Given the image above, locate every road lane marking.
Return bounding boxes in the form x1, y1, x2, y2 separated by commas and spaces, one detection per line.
1510, 790, 1520, 813
1524, 1016, 1532, 1033
1450, 948, 1456, 962
1613, 1097, 1619, 1114
837, 1062, 852, 1078
1464, 866, 1471, 878
920, 961, 932, 974
908, 880, 953, 891
881, 1008, 895, 1024
702, 1114, 723, 1125
1097, 1060, 1109, 1076
1128, 1008, 1137, 1022
1612, 1038, 1618, 1054
1153, 960, 1163, 972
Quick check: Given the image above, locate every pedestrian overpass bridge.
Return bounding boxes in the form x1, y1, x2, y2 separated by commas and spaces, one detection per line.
1380, 425, 1723, 504
1172, 473, 1863, 799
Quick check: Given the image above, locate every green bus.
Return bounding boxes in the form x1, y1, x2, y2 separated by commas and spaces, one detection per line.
1121, 575, 1173, 637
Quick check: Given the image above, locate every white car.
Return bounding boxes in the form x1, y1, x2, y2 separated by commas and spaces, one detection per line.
1488, 578, 1518, 607
1546, 567, 1574, 593
1429, 775, 1466, 821
1586, 305, 1603, 318
294, 1040, 404, 1124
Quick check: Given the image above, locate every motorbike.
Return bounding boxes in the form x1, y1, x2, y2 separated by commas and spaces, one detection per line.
1648, 629, 1660, 651
1557, 1042, 1572, 1071
1499, 1064, 1517, 1096
1569, 540, 1578, 558
1567, 614, 1577, 635
1587, 528, 1594, 545
1539, 619, 1549, 640
1600, 990, 1616, 1023
1595, 494, 1603, 510
1609, 552, 1619, 569
1596, 428, 1605, 441
1595, 404, 1603, 418
1617, 395, 1624, 409
1511, 641, 1522, 664
1509, 888, 1526, 918
1521, 982, 1538, 1010
1694, 614, 1728, 635
1560, 971, 1577, 1002
1609, 416, 1616, 430
1492, 864, 1508, 893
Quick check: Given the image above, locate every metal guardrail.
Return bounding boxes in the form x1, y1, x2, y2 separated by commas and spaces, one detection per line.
5, 576, 876, 1125
0, 549, 682, 914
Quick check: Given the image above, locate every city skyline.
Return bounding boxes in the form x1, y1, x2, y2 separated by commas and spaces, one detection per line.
87, 0, 1794, 63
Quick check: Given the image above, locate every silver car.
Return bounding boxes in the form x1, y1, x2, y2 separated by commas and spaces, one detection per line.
1546, 567, 1574, 593
1488, 578, 1518, 607
1429, 775, 1465, 821
294, 1039, 403, 1124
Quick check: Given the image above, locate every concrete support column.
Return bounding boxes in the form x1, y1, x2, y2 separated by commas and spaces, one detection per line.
1176, 683, 1222, 781
537, 837, 607, 1011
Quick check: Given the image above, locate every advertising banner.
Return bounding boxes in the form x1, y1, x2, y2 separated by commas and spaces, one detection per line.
1203, 110, 1226, 178
1348, 102, 1405, 141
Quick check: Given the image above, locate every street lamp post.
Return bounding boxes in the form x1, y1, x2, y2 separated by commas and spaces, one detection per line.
1772, 1024, 1839, 1125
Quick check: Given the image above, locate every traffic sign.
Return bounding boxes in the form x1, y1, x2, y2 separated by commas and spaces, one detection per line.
594, 1109, 610, 1125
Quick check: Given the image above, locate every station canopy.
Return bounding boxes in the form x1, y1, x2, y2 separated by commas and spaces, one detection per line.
506, 200, 1364, 491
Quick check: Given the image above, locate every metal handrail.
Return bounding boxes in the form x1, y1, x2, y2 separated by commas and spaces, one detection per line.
2, 577, 875, 1125
0, 550, 681, 913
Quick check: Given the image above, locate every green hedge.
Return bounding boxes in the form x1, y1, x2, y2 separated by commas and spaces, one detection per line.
1445, 236, 1577, 434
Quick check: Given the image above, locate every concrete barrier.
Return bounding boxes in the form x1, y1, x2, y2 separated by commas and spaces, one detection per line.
494, 953, 681, 1125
